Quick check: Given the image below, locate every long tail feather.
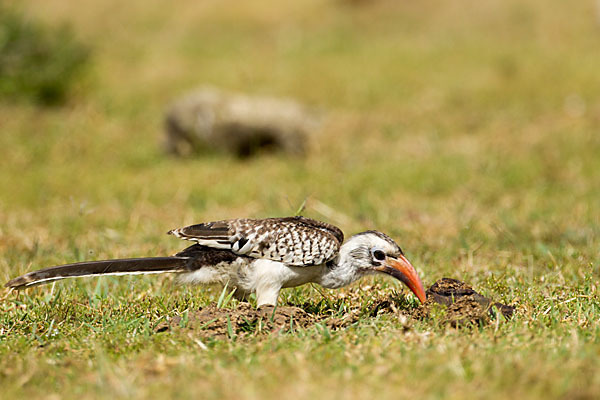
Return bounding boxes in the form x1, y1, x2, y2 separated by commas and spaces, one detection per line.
5, 257, 189, 289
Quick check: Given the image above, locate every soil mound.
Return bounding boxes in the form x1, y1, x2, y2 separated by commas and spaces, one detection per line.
154, 278, 515, 337
155, 303, 323, 339
426, 278, 515, 326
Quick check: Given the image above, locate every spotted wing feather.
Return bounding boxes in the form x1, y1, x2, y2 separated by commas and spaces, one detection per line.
168, 216, 343, 266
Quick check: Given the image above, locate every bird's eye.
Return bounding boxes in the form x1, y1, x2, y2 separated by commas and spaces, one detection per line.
372, 249, 386, 261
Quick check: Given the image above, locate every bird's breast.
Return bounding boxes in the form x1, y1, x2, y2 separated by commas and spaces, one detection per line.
244, 259, 324, 290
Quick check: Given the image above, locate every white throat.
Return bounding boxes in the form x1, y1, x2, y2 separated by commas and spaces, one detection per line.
317, 236, 370, 289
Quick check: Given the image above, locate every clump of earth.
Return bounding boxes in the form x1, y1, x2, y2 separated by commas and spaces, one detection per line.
155, 303, 320, 339
424, 278, 515, 327
155, 278, 515, 338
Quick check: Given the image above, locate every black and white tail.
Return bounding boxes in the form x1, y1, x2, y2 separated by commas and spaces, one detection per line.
5, 257, 189, 289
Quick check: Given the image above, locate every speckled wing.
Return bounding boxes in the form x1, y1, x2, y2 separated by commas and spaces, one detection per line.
168, 216, 344, 266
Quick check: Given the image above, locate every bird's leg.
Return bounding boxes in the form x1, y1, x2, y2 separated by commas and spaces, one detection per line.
247, 259, 287, 306
255, 284, 281, 307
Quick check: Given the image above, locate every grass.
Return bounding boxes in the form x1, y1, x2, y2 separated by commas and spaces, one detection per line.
1, 0, 599, 398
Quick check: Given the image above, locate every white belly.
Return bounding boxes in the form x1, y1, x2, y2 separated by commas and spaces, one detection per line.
177, 258, 324, 305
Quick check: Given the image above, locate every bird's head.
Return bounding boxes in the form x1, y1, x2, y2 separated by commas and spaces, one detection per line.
339, 231, 427, 303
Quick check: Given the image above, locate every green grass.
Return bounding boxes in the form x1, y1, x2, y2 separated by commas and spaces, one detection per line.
1, 0, 599, 398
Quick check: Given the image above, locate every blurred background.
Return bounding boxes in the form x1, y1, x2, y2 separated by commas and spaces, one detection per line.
1, 1, 600, 398
1, 0, 599, 277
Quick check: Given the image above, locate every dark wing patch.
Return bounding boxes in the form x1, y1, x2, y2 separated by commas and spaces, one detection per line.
169, 220, 230, 240
235, 237, 249, 250
168, 220, 233, 250
175, 244, 245, 269
169, 216, 344, 266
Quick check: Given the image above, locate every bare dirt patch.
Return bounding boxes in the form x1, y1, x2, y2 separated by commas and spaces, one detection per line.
154, 303, 324, 339
154, 278, 515, 337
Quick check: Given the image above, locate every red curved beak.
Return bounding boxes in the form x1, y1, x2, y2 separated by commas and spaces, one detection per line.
377, 255, 427, 303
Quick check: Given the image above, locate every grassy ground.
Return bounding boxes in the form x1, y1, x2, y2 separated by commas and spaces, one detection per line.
1, 0, 600, 398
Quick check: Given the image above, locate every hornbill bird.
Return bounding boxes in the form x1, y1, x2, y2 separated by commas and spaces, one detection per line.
5, 217, 426, 306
